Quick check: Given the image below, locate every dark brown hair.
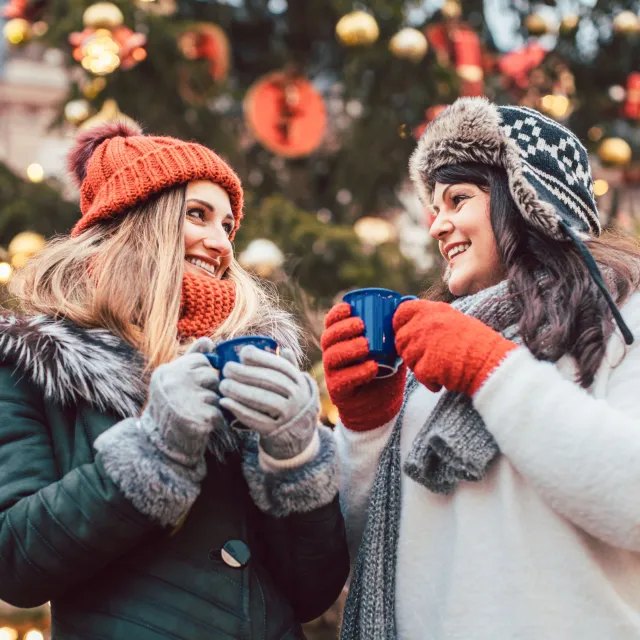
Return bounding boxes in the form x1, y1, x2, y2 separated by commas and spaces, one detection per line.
426, 163, 640, 387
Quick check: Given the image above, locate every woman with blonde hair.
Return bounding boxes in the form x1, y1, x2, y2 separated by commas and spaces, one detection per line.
0, 121, 348, 639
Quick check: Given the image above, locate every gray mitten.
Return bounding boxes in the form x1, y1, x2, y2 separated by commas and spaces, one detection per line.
219, 346, 319, 460
140, 336, 225, 471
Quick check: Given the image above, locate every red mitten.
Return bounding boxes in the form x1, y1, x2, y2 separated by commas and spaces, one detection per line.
321, 302, 406, 432
393, 299, 518, 396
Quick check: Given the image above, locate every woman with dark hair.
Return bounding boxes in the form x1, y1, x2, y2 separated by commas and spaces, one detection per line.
322, 97, 640, 639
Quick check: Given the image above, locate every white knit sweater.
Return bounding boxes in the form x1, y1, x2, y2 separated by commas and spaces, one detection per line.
336, 292, 640, 640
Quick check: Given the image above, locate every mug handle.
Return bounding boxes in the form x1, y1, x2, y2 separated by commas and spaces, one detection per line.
204, 353, 219, 369
400, 295, 418, 303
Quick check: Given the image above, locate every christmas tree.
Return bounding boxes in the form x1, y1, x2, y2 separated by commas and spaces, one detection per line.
0, 0, 639, 635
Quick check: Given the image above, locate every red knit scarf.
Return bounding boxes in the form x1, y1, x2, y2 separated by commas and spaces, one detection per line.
178, 272, 236, 340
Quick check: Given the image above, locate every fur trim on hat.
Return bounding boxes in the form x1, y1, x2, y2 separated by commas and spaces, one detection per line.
68, 120, 144, 188
408, 97, 593, 241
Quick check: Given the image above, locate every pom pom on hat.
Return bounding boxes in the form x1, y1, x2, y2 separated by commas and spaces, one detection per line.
67, 120, 143, 188
67, 119, 244, 237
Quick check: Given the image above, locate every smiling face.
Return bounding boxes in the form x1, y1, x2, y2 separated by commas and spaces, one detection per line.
427, 181, 504, 297
183, 180, 235, 280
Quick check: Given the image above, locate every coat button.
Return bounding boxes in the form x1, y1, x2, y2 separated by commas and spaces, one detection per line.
221, 540, 251, 568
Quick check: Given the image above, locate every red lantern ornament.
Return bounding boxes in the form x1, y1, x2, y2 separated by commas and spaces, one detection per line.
623, 72, 640, 120
178, 23, 231, 83
244, 70, 327, 157
498, 43, 547, 89
452, 28, 483, 96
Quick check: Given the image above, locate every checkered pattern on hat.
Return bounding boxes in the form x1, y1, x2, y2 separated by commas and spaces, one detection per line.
497, 105, 599, 236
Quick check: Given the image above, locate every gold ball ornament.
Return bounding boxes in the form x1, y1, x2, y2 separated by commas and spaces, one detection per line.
389, 28, 428, 62
525, 13, 550, 36
8, 232, 46, 258
64, 99, 91, 125
83, 2, 124, 30
80, 98, 137, 130
598, 138, 632, 167
559, 15, 580, 35
612, 11, 640, 35
336, 11, 379, 47
3, 18, 32, 45
441, 0, 462, 20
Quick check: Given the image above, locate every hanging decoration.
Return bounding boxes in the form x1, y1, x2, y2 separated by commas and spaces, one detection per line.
69, 2, 147, 76
440, 0, 462, 20
559, 15, 580, 36
64, 99, 92, 125
335, 10, 379, 47
498, 43, 547, 89
177, 22, 231, 104
238, 239, 284, 278
79, 98, 137, 130
243, 69, 327, 157
178, 23, 231, 82
612, 11, 640, 35
389, 27, 428, 62
598, 138, 633, 167
525, 13, 551, 37
8, 231, 46, 269
452, 27, 483, 96
2, 17, 32, 44
425, 22, 485, 96
623, 72, 640, 120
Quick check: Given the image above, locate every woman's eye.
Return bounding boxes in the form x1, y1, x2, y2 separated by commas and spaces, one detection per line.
223, 222, 234, 236
186, 208, 205, 221
451, 194, 469, 207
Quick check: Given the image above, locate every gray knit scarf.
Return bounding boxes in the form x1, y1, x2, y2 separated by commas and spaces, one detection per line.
340, 280, 525, 640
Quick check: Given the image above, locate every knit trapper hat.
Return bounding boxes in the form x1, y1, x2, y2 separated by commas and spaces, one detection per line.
68, 120, 244, 238
409, 97, 633, 345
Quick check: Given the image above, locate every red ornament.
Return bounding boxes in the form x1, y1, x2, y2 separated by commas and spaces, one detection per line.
452, 27, 483, 96
178, 23, 231, 83
623, 72, 640, 120
69, 26, 147, 72
3, 0, 45, 21
244, 70, 327, 157
499, 43, 547, 89
425, 23, 485, 96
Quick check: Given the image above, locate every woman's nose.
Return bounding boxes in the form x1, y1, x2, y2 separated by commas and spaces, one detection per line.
429, 214, 454, 240
202, 229, 232, 256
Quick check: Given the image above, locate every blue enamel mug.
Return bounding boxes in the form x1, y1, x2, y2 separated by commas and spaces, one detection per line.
343, 288, 418, 378
205, 335, 279, 427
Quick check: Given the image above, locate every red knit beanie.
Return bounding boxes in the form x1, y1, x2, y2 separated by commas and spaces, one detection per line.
67, 120, 244, 238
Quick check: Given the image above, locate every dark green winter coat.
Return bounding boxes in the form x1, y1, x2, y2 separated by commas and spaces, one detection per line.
0, 314, 349, 639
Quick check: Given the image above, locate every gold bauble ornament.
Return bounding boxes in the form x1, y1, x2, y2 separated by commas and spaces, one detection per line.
525, 13, 550, 36
64, 99, 91, 125
389, 28, 428, 62
441, 0, 462, 20
83, 2, 124, 30
612, 11, 640, 35
80, 99, 137, 130
336, 11, 379, 47
559, 15, 580, 35
3, 18, 32, 45
598, 137, 632, 167
8, 232, 46, 258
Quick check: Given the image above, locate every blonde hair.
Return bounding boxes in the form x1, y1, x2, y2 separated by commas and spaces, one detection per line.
9, 186, 302, 371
